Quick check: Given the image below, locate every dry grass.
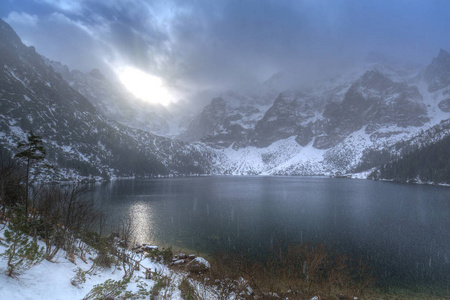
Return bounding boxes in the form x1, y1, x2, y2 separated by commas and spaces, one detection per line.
186, 242, 377, 300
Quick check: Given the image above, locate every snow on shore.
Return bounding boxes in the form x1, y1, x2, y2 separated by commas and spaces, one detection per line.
0, 226, 184, 299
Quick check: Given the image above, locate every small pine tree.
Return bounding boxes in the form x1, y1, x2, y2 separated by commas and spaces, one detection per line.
0, 212, 44, 277
15, 131, 46, 216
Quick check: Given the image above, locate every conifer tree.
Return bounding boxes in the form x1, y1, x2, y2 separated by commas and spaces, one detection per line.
15, 131, 46, 216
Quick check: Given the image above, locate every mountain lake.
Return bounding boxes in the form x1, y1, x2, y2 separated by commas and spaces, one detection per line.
87, 176, 450, 292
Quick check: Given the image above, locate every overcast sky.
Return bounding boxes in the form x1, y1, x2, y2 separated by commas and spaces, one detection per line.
2, 0, 450, 103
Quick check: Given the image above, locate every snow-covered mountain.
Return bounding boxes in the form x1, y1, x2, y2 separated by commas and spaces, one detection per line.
1, 17, 450, 180
179, 92, 271, 149
0, 19, 215, 180
182, 52, 450, 176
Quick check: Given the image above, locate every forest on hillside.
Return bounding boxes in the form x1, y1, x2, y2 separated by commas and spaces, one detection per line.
369, 135, 450, 184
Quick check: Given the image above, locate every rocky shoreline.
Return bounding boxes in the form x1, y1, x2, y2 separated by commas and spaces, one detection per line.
131, 244, 211, 274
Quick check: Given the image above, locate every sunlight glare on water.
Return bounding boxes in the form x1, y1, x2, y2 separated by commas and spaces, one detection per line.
127, 201, 155, 244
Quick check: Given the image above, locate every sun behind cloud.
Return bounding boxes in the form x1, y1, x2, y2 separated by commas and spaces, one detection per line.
118, 67, 174, 106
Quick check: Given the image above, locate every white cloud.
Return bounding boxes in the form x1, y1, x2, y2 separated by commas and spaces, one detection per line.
35, 0, 84, 14
5, 12, 38, 27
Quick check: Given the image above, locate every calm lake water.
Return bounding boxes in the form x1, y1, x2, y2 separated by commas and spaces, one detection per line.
88, 176, 450, 290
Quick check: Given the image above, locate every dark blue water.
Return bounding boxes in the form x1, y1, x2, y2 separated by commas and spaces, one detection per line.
88, 176, 450, 289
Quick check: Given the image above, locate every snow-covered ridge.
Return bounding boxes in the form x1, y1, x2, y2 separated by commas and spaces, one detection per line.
178, 54, 449, 176
1, 17, 450, 179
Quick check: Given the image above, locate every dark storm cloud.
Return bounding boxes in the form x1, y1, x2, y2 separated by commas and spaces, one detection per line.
2, 0, 450, 98
165, 0, 354, 90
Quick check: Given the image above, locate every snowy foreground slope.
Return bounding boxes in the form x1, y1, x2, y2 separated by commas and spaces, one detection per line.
1, 225, 368, 300
0, 226, 213, 300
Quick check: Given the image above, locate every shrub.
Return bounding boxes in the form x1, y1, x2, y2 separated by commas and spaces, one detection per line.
92, 248, 116, 269
150, 271, 174, 299
0, 216, 44, 277
71, 267, 87, 288
83, 272, 151, 299
146, 247, 173, 264
84, 278, 130, 300
179, 277, 199, 300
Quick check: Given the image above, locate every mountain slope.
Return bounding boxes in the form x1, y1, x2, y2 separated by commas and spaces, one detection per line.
424, 49, 450, 92
368, 122, 450, 184
182, 57, 450, 176
179, 92, 270, 149
44, 59, 192, 137
1, 18, 449, 181
0, 19, 214, 179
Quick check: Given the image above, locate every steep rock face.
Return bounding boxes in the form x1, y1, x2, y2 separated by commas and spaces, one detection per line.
191, 58, 448, 175
181, 98, 228, 142
0, 21, 98, 136
424, 49, 450, 92
248, 69, 429, 151
251, 91, 317, 147
247, 77, 353, 149
0, 19, 214, 178
180, 94, 267, 148
319, 70, 428, 149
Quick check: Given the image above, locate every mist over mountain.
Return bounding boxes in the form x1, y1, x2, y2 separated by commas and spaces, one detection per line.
179, 56, 450, 178
43, 58, 196, 137
0, 19, 215, 180
4, 1, 450, 105
1, 16, 450, 183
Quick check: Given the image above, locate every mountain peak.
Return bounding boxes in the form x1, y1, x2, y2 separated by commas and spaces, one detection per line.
0, 18, 12, 31
0, 18, 23, 49
437, 48, 450, 60
424, 49, 450, 92
359, 69, 393, 90
210, 97, 226, 107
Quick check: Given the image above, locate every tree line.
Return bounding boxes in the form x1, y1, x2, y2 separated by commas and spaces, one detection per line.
369, 134, 450, 184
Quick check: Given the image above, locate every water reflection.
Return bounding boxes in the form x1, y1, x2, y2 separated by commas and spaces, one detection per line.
127, 201, 154, 244
87, 177, 450, 289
